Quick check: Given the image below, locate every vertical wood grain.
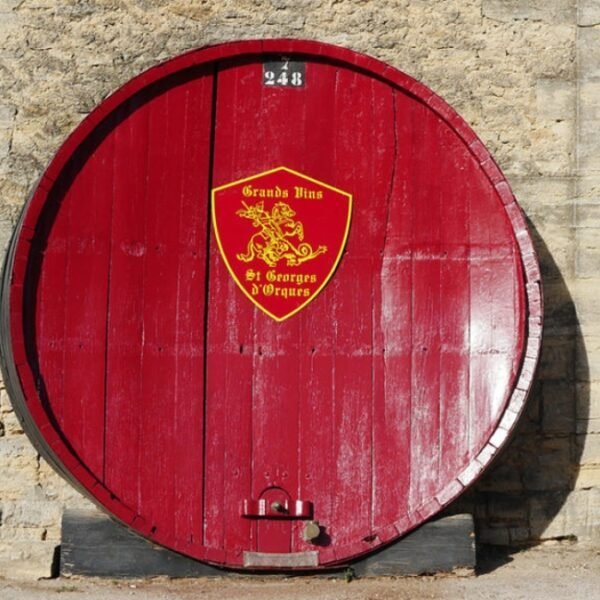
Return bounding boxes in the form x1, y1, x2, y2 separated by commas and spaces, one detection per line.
408, 105, 442, 512
103, 97, 150, 509
61, 133, 114, 478
135, 73, 212, 544
171, 74, 214, 547
204, 63, 256, 555
438, 127, 471, 482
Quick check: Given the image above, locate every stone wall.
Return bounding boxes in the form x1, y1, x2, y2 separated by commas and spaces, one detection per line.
0, 0, 598, 578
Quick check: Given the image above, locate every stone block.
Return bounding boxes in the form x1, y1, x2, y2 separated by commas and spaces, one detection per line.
527, 200, 574, 237
575, 228, 600, 278
512, 175, 574, 212
535, 229, 575, 283
0, 523, 47, 542
579, 0, 600, 27
0, 541, 57, 579
577, 381, 600, 419
0, 437, 38, 498
509, 177, 576, 282
0, 436, 38, 463
164, 0, 216, 21
577, 175, 600, 202
576, 334, 600, 382
488, 494, 528, 522
0, 105, 15, 126
0, 387, 13, 412
578, 119, 600, 173
586, 486, 600, 526
532, 121, 574, 176
538, 335, 576, 381
3, 486, 62, 529
0, 128, 11, 159
542, 279, 578, 328
8, 500, 61, 530
575, 203, 600, 229
533, 512, 567, 540
577, 417, 600, 434
482, 0, 575, 24
530, 488, 600, 541
536, 79, 575, 123
0, 0, 19, 10
36, 460, 93, 510
529, 490, 570, 539
576, 432, 600, 465
571, 281, 600, 339
0, 216, 15, 254
508, 527, 531, 544
0, 464, 38, 498
575, 465, 600, 489
478, 526, 510, 546
510, 176, 576, 218
541, 380, 576, 434
578, 28, 600, 81
522, 437, 575, 491
520, 403, 543, 434
0, 11, 17, 29
541, 281, 577, 337
3, 410, 23, 436
579, 81, 600, 122
532, 79, 575, 176
561, 488, 600, 540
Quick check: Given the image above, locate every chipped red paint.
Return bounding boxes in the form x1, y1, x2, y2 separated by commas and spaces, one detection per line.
0, 40, 542, 569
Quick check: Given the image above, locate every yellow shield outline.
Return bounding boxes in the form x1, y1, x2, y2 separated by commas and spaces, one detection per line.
211, 166, 353, 322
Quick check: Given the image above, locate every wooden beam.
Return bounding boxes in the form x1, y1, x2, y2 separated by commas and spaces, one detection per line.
60, 509, 475, 577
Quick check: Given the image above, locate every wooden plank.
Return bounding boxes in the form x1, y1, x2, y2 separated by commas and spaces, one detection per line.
135, 70, 213, 545
372, 89, 419, 534
61, 508, 474, 577
34, 173, 70, 437
169, 72, 214, 549
60, 509, 223, 578
60, 132, 114, 480
438, 128, 472, 483
328, 70, 389, 553
136, 76, 183, 537
203, 62, 256, 559
468, 176, 525, 459
410, 257, 441, 511
102, 96, 151, 512
243, 551, 318, 569
352, 514, 475, 577
293, 60, 349, 556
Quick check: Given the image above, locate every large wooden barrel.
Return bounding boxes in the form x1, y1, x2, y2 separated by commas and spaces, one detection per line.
0, 40, 542, 569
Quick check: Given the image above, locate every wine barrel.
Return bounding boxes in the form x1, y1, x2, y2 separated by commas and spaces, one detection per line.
0, 40, 542, 569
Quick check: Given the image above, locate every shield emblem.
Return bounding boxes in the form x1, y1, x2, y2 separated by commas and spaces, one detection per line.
212, 166, 352, 321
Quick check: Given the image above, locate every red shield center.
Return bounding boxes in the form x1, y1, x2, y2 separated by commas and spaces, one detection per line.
212, 167, 352, 321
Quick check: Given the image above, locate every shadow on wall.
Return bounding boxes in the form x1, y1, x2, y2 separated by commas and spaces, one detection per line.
447, 220, 589, 548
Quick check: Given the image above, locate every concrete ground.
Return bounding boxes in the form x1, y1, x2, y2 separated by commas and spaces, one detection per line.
0, 542, 599, 600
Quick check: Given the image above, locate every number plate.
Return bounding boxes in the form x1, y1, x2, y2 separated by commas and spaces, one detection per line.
263, 60, 305, 88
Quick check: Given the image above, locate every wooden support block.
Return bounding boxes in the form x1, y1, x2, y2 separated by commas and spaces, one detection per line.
351, 514, 476, 577
60, 509, 223, 577
61, 509, 475, 578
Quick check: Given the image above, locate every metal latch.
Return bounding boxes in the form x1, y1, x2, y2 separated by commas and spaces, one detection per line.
241, 498, 313, 519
